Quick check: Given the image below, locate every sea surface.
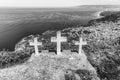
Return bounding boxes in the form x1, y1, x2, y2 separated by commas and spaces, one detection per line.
0, 8, 99, 51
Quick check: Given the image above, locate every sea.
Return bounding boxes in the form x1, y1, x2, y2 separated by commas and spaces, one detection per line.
0, 8, 98, 51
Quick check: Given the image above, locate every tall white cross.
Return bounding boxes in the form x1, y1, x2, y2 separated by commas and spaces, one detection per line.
51, 31, 67, 55
29, 37, 42, 55
75, 37, 87, 55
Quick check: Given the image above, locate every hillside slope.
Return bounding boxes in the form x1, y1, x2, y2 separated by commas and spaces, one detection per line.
0, 53, 99, 80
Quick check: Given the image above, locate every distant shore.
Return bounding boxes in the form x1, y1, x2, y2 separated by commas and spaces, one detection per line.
95, 8, 120, 18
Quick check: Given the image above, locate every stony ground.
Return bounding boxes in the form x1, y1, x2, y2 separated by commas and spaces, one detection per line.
0, 52, 99, 80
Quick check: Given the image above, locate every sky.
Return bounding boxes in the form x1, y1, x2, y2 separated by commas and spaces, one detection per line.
0, 0, 120, 7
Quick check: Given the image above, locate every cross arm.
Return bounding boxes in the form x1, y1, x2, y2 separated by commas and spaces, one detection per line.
51, 37, 57, 42
61, 37, 67, 42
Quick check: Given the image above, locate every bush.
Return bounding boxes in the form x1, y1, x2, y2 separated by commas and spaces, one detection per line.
0, 50, 32, 69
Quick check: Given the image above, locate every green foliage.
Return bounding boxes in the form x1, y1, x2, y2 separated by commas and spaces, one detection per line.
75, 69, 93, 80
64, 69, 93, 80
0, 50, 32, 69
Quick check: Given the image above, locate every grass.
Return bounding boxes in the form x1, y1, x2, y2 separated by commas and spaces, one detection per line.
0, 53, 99, 80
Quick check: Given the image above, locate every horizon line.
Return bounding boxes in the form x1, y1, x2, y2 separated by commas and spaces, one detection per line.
0, 4, 120, 8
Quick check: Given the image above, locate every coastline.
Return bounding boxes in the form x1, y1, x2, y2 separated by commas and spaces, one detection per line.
94, 8, 120, 18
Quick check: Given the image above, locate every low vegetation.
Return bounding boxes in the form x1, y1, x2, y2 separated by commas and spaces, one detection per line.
0, 11, 120, 80
0, 50, 32, 69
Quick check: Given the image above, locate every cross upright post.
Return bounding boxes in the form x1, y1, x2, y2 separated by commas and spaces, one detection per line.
51, 31, 67, 55
29, 37, 42, 55
75, 37, 87, 56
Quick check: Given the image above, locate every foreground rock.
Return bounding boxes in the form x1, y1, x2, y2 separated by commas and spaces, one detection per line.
0, 52, 99, 80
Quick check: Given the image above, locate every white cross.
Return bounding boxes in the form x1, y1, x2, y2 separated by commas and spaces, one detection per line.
29, 37, 42, 55
75, 37, 87, 56
51, 31, 67, 55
